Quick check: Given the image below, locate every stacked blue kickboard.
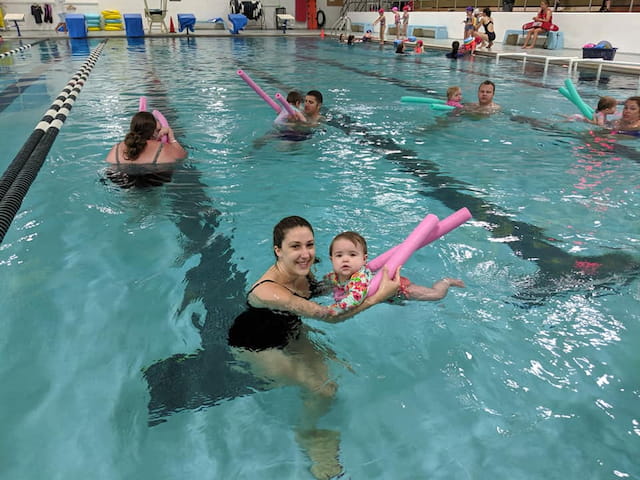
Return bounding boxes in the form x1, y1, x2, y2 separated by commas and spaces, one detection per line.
123, 13, 144, 37
209, 14, 247, 34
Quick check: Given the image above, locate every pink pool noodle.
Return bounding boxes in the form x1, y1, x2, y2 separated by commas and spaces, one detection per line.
152, 109, 169, 143
237, 69, 281, 113
139, 96, 147, 111
367, 207, 472, 272
275, 93, 298, 117
367, 214, 439, 296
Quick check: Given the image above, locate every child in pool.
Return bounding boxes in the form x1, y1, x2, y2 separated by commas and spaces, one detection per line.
324, 231, 465, 314
446, 86, 464, 108
561, 96, 617, 126
274, 90, 307, 124
590, 96, 617, 126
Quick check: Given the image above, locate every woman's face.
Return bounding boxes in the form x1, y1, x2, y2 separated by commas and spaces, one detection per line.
275, 226, 315, 276
622, 100, 640, 124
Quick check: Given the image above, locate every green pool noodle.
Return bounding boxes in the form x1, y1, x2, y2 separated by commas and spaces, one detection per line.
430, 103, 456, 111
401, 96, 446, 104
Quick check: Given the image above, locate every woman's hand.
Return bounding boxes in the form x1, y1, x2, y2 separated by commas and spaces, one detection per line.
369, 265, 402, 304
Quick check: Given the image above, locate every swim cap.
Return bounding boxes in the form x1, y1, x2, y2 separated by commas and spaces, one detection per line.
378, 8, 384, 13
403, 5, 410, 10
466, 6, 473, 11
392, 6, 398, 11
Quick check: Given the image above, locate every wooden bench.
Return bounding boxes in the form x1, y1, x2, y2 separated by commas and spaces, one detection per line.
408, 24, 448, 39
502, 28, 564, 49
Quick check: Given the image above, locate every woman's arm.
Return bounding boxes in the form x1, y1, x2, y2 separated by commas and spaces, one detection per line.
250, 266, 402, 324
162, 126, 187, 159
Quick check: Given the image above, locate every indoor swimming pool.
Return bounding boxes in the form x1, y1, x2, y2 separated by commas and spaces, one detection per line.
0, 36, 638, 479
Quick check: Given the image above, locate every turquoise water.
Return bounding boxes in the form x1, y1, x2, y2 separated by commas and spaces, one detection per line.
0, 37, 639, 479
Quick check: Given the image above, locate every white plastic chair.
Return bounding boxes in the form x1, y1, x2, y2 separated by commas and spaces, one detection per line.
143, 0, 168, 33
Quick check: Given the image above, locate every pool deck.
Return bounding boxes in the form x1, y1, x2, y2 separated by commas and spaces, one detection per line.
2, 26, 640, 77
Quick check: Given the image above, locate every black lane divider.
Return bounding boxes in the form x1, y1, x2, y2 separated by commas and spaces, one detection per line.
0, 40, 42, 60
0, 40, 107, 243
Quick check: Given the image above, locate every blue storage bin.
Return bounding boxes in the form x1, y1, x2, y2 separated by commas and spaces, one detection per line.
66, 13, 87, 38
123, 14, 144, 37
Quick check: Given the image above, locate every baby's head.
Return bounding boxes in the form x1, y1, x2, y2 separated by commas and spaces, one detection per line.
447, 86, 462, 101
329, 232, 368, 281
597, 95, 617, 114
286, 90, 303, 107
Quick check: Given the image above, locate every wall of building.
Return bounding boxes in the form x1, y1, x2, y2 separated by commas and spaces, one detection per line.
2, 0, 637, 56
0, 0, 342, 33
348, 11, 638, 54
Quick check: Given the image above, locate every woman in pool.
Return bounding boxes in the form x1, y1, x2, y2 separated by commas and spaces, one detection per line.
611, 96, 640, 135
105, 111, 186, 187
228, 216, 400, 479
105, 111, 186, 165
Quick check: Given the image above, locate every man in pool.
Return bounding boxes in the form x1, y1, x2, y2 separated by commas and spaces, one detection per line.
466, 80, 501, 114
303, 90, 324, 125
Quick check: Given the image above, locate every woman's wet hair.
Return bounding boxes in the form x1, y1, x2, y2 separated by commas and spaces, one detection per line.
124, 111, 157, 160
273, 216, 314, 257
451, 41, 460, 56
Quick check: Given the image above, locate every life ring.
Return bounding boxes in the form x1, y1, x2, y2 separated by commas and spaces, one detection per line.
366, 208, 472, 296
316, 9, 326, 28
522, 21, 559, 31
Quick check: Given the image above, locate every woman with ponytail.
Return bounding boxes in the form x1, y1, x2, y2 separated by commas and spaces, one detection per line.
105, 112, 186, 188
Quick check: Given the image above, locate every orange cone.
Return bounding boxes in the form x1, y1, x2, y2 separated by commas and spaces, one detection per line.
169, 16, 176, 33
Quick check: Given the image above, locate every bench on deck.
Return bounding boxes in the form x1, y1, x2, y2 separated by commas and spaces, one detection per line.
408, 25, 448, 39
502, 28, 564, 49
3, 13, 25, 36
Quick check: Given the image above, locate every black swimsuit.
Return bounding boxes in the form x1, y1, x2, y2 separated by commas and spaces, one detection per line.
228, 279, 310, 351
106, 142, 173, 188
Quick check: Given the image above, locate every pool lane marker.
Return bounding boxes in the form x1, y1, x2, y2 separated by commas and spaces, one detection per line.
0, 40, 106, 243
0, 43, 34, 60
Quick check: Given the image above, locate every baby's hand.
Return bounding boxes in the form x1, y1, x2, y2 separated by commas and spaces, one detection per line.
445, 278, 466, 288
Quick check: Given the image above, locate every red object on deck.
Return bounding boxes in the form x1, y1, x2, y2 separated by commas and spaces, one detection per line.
307, 0, 317, 29
169, 16, 176, 33
295, 0, 307, 22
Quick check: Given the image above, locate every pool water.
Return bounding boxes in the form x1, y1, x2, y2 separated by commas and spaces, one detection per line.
0, 36, 639, 479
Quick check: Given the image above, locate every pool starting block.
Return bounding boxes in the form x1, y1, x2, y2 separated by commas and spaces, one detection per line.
4, 13, 25, 36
